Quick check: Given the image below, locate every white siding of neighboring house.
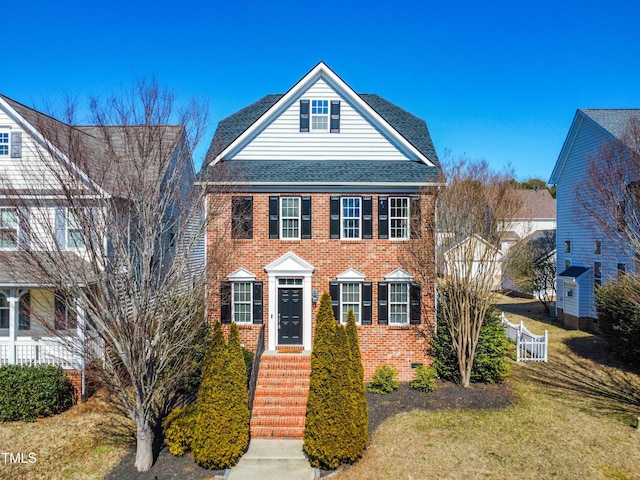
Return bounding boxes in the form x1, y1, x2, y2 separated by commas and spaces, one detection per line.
510, 218, 557, 240
230, 78, 413, 162
555, 114, 635, 319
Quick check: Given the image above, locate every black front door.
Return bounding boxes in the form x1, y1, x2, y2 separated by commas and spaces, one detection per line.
278, 288, 302, 345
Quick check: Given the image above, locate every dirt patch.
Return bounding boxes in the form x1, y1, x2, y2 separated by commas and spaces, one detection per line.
104, 450, 225, 480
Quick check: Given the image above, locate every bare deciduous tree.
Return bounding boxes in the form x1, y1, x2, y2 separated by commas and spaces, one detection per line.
406, 159, 521, 387
0, 79, 230, 471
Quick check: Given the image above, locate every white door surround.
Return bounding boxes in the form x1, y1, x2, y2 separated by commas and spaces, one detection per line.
264, 252, 314, 351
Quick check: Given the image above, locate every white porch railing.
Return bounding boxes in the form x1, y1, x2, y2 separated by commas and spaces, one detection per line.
500, 312, 548, 362
0, 338, 79, 369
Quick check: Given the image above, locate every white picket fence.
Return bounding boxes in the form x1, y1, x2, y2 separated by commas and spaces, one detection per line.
500, 312, 548, 362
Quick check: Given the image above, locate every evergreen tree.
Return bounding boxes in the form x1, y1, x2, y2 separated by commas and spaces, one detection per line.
345, 310, 368, 460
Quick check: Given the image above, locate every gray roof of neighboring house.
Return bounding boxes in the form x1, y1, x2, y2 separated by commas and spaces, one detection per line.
201, 93, 441, 185
1, 94, 185, 198
580, 109, 640, 140
509, 188, 556, 220
0, 251, 96, 286
558, 265, 590, 280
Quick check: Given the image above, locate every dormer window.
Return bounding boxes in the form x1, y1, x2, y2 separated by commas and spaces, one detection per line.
300, 100, 340, 133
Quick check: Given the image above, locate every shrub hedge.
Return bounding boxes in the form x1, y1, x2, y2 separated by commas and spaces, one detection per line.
0, 365, 74, 421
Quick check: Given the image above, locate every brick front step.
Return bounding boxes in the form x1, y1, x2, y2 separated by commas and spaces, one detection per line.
251, 354, 310, 439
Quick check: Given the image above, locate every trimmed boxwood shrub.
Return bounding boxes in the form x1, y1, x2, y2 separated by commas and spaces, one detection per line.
366, 365, 399, 394
595, 278, 640, 363
0, 365, 74, 421
433, 306, 512, 384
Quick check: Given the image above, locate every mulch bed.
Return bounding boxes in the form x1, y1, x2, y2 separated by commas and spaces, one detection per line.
105, 380, 514, 479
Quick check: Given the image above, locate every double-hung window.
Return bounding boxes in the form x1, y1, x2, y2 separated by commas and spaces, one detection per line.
0, 292, 8, 331
389, 197, 409, 240
0, 129, 9, 156
342, 197, 361, 239
66, 209, 85, 249
280, 197, 300, 240
232, 197, 253, 239
341, 283, 361, 324
232, 282, 252, 324
311, 100, 329, 131
389, 283, 409, 325
54, 291, 77, 331
0, 207, 18, 249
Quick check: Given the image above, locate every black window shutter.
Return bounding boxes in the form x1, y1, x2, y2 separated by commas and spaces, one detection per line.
410, 283, 421, 325
269, 196, 279, 239
300, 100, 310, 132
301, 196, 312, 239
329, 282, 340, 322
220, 282, 231, 324
378, 282, 388, 325
330, 100, 340, 133
330, 196, 340, 239
10, 131, 22, 158
378, 196, 389, 239
253, 281, 263, 324
362, 282, 372, 325
410, 195, 421, 239
362, 196, 372, 239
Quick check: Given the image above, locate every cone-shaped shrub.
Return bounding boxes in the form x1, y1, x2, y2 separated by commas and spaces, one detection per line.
191, 321, 232, 469
345, 310, 368, 460
304, 292, 341, 468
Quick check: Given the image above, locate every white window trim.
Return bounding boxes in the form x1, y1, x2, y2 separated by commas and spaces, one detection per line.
0, 128, 9, 157
389, 196, 410, 240
0, 207, 18, 251
310, 99, 329, 132
341, 197, 361, 240
388, 282, 410, 325
280, 197, 301, 240
66, 208, 86, 251
232, 282, 253, 324
340, 282, 362, 325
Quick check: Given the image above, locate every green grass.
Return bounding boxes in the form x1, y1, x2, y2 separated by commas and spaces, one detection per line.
335, 296, 640, 480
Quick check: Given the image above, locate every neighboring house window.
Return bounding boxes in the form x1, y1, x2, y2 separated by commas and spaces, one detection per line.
0, 292, 8, 330
618, 263, 626, 278
389, 197, 409, 240
232, 282, 252, 324
565, 259, 571, 270
54, 291, 77, 331
594, 240, 602, 255
389, 283, 409, 325
565, 240, 571, 254
232, 196, 253, 239
66, 209, 85, 249
0, 207, 18, 249
342, 197, 361, 239
311, 100, 329, 131
0, 129, 8, 156
19, 292, 30, 330
280, 197, 300, 240
594, 261, 602, 279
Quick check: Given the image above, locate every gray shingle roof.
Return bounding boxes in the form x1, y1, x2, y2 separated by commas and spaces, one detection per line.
558, 266, 590, 279
201, 92, 441, 185
581, 109, 640, 140
200, 159, 440, 185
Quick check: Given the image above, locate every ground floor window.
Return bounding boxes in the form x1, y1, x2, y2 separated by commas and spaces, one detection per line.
232, 282, 252, 323
54, 291, 77, 331
341, 283, 360, 324
0, 292, 8, 330
389, 283, 409, 325
19, 292, 30, 330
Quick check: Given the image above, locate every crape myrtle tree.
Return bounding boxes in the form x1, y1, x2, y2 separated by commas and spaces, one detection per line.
0, 79, 233, 471
505, 231, 556, 314
576, 117, 640, 305
406, 158, 521, 387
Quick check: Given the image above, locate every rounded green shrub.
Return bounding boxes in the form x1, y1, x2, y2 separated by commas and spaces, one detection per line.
0, 365, 74, 421
410, 364, 438, 392
164, 404, 197, 456
366, 365, 399, 394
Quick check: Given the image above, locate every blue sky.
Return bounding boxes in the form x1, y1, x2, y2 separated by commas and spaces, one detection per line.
5, 0, 640, 180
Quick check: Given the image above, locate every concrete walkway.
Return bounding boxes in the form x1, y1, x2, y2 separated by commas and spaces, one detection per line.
227, 439, 315, 480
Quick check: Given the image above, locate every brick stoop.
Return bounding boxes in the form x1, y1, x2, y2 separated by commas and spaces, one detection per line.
251, 354, 310, 439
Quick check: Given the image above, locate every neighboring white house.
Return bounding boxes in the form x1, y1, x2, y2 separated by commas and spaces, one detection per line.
549, 109, 640, 330
500, 188, 556, 252
0, 94, 200, 399
441, 234, 504, 291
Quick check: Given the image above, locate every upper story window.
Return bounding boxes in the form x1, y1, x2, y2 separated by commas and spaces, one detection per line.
0, 129, 9, 156
311, 100, 329, 131
299, 100, 340, 133
565, 240, 571, 254
594, 240, 602, 255
341, 197, 361, 239
389, 197, 409, 240
232, 196, 253, 239
0, 207, 18, 249
66, 209, 85, 250
280, 197, 300, 240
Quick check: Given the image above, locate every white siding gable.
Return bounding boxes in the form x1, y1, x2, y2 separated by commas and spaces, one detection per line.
229, 78, 413, 162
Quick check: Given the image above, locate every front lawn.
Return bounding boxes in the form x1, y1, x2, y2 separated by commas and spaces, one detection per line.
335, 295, 640, 480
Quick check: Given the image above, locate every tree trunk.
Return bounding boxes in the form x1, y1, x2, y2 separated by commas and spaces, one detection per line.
134, 422, 154, 472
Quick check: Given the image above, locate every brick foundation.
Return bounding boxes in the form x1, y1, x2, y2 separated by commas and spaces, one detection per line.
65, 369, 83, 404
557, 308, 597, 332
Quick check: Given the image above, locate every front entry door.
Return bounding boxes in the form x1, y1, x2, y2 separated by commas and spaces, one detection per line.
278, 288, 302, 345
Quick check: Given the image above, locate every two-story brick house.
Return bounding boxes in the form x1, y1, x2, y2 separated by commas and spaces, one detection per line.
198, 63, 442, 395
